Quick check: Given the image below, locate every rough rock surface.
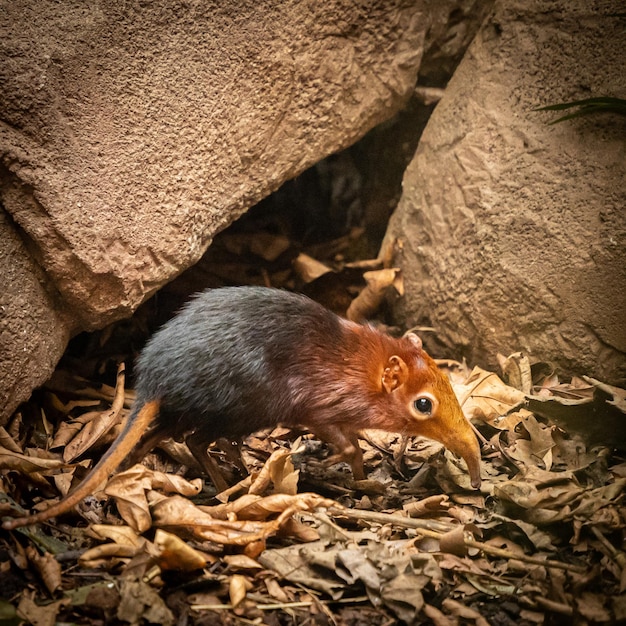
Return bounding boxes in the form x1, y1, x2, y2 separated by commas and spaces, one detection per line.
384, 0, 626, 384
0, 1, 478, 420
0, 211, 71, 416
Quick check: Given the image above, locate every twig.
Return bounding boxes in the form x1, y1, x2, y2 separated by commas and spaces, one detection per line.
329, 505, 455, 534
590, 526, 626, 569
461, 536, 586, 574
328, 507, 587, 574
530, 597, 574, 616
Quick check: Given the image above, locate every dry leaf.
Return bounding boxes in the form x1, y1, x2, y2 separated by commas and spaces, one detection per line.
404, 495, 449, 517
423, 603, 455, 626
438, 526, 469, 557
79, 542, 142, 569
26, 547, 62, 594
61, 363, 127, 462
264, 577, 291, 602
497, 352, 532, 394
345, 268, 400, 322
248, 448, 298, 496
117, 579, 175, 626
526, 378, 626, 447
229, 574, 250, 607
292, 253, 332, 283
151, 494, 277, 545
576, 592, 612, 622
279, 517, 321, 542
223, 554, 263, 572
222, 232, 291, 262
508, 415, 556, 470
268, 447, 300, 495
89, 524, 144, 547
104, 465, 202, 532
442, 598, 490, 626
232, 493, 336, 521
453, 367, 528, 426
153, 529, 208, 571
0, 447, 65, 473
17, 590, 67, 626
0, 427, 23, 454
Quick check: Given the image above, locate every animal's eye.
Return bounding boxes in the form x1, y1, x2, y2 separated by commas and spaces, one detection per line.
413, 397, 433, 415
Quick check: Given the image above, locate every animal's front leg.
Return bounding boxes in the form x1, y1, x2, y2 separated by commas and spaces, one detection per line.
310, 424, 365, 480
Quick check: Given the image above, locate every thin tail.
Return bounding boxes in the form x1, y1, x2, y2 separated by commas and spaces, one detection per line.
2, 400, 160, 530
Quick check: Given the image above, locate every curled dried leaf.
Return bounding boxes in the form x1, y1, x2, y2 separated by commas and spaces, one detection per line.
0, 447, 65, 473
89, 524, 144, 547
345, 268, 400, 322
153, 529, 208, 571
229, 574, 250, 608
292, 253, 332, 283
26, 546, 62, 594
79, 542, 141, 569
62, 363, 127, 463
249, 447, 298, 496
104, 465, 202, 532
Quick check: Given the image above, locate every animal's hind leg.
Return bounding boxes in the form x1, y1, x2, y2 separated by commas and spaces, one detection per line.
185, 431, 230, 494
119, 427, 166, 471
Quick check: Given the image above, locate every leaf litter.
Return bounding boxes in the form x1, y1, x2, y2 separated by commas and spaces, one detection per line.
0, 242, 624, 624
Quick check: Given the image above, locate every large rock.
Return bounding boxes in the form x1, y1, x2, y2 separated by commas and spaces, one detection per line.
0, 1, 483, 420
383, 0, 626, 384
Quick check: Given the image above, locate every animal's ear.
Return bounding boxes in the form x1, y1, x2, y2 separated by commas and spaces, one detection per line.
382, 355, 409, 393
404, 332, 423, 350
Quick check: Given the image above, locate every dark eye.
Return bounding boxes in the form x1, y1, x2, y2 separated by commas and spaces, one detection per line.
414, 397, 433, 415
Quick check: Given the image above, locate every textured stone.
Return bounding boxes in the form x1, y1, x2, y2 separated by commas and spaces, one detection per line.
384, 0, 626, 384
1, 1, 477, 419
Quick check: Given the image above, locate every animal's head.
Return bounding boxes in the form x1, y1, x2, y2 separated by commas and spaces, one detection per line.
380, 332, 481, 488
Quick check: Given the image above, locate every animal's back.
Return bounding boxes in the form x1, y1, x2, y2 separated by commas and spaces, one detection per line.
134, 286, 344, 439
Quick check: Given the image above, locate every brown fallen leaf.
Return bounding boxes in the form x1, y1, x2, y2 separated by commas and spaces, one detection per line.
0, 426, 24, 454
60, 363, 128, 462
442, 598, 490, 626
79, 542, 143, 569
403, 494, 450, 518
104, 465, 202, 532
497, 352, 532, 394
89, 523, 145, 547
345, 268, 400, 322
0, 447, 65, 473
508, 415, 556, 471
267, 442, 300, 495
438, 525, 470, 557
26, 546, 62, 594
150, 493, 282, 544
292, 253, 333, 283
526, 377, 626, 448
117, 579, 175, 626
229, 573, 250, 608
223, 554, 264, 572
423, 602, 455, 626
248, 446, 301, 496
17, 590, 68, 626
153, 529, 208, 571
229, 493, 336, 522
452, 367, 529, 427
151, 491, 335, 546
222, 232, 291, 262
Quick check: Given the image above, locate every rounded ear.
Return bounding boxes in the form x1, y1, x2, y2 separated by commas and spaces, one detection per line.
382, 355, 409, 393
404, 332, 423, 351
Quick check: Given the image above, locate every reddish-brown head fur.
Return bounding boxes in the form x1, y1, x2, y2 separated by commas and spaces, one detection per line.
376, 332, 481, 487
291, 323, 481, 487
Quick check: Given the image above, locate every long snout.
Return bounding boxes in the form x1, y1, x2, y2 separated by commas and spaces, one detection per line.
448, 426, 482, 489
435, 395, 482, 488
